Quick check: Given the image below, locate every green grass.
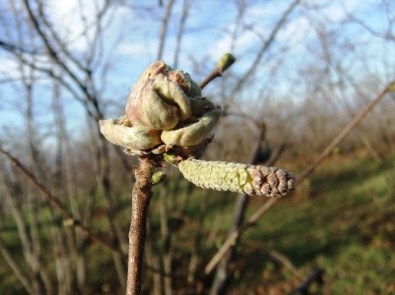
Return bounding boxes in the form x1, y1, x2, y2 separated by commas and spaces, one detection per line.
1, 153, 394, 294
231, 154, 395, 293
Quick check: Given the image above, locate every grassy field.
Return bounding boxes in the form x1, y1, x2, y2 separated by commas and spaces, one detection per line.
228, 153, 395, 294
1, 152, 394, 294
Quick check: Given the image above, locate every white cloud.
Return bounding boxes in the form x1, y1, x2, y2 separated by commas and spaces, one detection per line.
46, 0, 110, 52
116, 40, 157, 60
0, 53, 55, 81
0, 58, 21, 79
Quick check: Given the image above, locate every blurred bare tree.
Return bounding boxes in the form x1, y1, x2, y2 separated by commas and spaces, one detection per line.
0, 0, 394, 294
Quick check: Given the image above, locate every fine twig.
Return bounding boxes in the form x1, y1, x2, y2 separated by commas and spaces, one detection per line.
157, 0, 177, 60
23, 0, 91, 102
204, 199, 276, 275
126, 157, 155, 295
199, 53, 236, 89
231, 0, 301, 94
199, 69, 223, 90
262, 245, 304, 280
0, 147, 123, 256
296, 79, 395, 182
289, 268, 325, 295
204, 79, 395, 276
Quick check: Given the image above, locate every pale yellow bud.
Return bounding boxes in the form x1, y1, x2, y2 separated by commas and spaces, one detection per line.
99, 116, 161, 150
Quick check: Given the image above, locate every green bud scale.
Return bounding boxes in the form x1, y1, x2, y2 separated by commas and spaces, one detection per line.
178, 159, 295, 197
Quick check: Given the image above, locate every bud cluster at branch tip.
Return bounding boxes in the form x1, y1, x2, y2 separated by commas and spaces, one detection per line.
99, 54, 296, 197
99, 60, 221, 156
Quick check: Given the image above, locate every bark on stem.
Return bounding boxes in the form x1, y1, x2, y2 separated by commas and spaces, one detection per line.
127, 157, 155, 295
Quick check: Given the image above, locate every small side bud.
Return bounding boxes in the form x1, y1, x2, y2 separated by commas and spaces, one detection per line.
216, 53, 236, 74
63, 218, 75, 227
163, 153, 178, 164
151, 171, 166, 185
387, 81, 395, 92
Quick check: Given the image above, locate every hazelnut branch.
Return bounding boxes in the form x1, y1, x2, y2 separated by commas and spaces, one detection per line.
126, 157, 155, 295
98, 55, 294, 294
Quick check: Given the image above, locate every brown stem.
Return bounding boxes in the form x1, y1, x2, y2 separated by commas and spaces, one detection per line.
199, 53, 236, 89
126, 157, 155, 295
199, 69, 222, 90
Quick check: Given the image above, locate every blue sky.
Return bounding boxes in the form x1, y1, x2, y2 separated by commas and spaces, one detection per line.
0, 0, 394, 148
